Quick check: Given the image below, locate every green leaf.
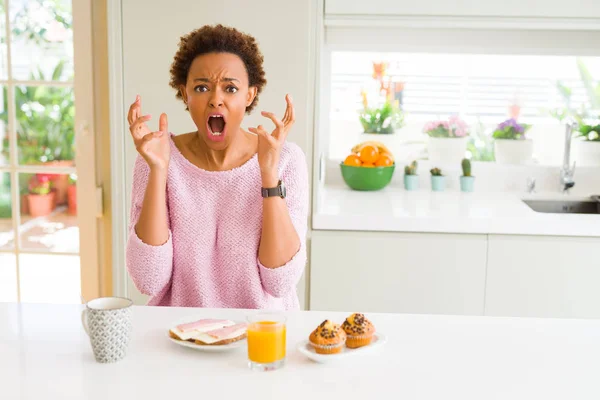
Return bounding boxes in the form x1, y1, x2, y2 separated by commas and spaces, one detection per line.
52, 60, 65, 81
577, 57, 600, 110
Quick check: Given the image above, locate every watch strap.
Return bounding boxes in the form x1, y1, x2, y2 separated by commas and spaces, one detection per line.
261, 180, 284, 198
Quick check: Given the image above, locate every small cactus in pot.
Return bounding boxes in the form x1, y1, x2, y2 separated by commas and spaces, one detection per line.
461, 158, 472, 177
460, 158, 475, 192
404, 160, 418, 176
430, 167, 446, 191
403, 160, 419, 191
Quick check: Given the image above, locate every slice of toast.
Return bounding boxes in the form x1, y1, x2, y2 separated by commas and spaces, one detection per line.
169, 329, 195, 342
194, 332, 247, 346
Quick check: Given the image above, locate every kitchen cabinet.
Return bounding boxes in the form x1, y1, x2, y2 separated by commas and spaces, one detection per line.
309, 230, 487, 315
310, 231, 600, 319
485, 235, 600, 319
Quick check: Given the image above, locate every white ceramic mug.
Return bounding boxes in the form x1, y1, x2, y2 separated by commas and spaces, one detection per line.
81, 297, 133, 363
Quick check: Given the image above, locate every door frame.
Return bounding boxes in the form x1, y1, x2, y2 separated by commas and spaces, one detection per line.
106, 0, 129, 298
73, 0, 101, 301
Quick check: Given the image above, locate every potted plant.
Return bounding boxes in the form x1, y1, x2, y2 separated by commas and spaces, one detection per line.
67, 173, 77, 215
357, 61, 406, 148
460, 158, 475, 192
403, 160, 419, 191
572, 121, 600, 166
423, 115, 469, 165
27, 174, 55, 217
492, 118, 533, 164
430, 167, 446, 192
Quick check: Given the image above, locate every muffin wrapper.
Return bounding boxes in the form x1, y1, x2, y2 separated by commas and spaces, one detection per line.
345, 333, 374, 348
309, 338, 346, 354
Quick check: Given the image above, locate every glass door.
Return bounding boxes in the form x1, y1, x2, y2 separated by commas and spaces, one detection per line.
0, 0, 98, 303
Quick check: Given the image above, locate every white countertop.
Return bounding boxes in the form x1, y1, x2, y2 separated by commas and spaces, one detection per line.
313, 185, 600, 236
2, 303, 600, 399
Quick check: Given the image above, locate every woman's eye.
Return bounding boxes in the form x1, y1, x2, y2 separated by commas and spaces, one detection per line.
226, 86, 238, 93
194, 85, 208, 92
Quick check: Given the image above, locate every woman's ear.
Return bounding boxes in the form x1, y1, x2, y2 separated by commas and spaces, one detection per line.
179, 85, 188, 104
247, 86, 258, 107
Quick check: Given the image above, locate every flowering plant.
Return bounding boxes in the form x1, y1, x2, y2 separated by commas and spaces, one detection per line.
28, 174, 53, 195
359, 61, 406, 134
492, 118, 531, 140
423, 115, 469, 138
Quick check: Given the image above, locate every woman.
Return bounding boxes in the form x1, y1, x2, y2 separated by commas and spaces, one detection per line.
125, 24, 308, 310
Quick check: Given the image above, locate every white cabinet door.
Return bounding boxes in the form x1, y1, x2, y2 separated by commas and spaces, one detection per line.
309, 231, 487, 315
485, 235, 600, 319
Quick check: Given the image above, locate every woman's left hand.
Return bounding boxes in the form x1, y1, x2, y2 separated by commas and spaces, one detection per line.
249, 94, 295, 187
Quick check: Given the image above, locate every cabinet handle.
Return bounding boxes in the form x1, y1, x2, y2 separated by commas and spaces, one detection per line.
319, 153, 324, 182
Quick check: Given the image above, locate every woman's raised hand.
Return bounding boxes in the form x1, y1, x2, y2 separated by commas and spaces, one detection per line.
127, 95, 171, 170
249, 94, 295, 184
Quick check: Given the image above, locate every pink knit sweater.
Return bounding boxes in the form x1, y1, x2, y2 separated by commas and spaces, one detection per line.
125, 135, 308, 310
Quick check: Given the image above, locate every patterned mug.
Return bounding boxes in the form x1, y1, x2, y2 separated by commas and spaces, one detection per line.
81, 297, 133, 363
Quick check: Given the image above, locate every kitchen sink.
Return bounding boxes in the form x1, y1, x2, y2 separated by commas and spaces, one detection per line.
523, 199, 600, 214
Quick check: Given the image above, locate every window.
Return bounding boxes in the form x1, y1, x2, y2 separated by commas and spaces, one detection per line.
326, 51, 600, 165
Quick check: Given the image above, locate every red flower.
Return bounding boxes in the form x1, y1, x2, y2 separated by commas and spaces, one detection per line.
36, 174, 52, 183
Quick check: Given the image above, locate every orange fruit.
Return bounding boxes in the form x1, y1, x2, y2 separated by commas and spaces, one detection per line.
343, 154, 362, 167
361, 162, 375, 168
375, 154, 394, 167
358, 145, 379, 164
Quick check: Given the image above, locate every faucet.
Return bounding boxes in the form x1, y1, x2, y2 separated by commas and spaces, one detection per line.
560, 120, 576, 193
526, 177, 536, 193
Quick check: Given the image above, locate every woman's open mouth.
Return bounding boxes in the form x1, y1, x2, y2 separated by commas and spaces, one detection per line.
206, 113, 226, 142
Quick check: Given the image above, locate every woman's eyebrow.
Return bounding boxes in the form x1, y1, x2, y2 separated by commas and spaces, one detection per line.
193, 77, 240, 83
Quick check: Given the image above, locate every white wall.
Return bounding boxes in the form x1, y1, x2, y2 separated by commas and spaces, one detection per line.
118, 0, 317, 307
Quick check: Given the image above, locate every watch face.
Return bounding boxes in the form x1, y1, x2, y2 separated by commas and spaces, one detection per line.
279, 181, 286, 198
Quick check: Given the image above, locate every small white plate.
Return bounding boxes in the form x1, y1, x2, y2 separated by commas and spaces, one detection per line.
297, 333, 387, 363
167, 334, 246, 352
167, 317, 247, 352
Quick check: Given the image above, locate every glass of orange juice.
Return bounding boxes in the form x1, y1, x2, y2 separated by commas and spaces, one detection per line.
247, 313, 286, 371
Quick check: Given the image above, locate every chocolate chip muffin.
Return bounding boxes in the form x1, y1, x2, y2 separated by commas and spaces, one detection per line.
309, 320, 347, 354
341, 313, 375, 348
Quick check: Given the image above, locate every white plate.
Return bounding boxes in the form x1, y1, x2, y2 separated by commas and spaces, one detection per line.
297, 333, 387, 363
167, 317, 247, 352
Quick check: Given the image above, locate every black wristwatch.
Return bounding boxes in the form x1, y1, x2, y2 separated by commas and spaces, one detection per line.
261, 180, 286, 199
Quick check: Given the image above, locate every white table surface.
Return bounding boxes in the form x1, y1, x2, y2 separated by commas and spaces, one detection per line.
313, 186, 600, 236
2, 303, 600, 399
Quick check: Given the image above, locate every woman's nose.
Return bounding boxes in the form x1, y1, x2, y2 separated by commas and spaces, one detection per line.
209, 91, 224, 108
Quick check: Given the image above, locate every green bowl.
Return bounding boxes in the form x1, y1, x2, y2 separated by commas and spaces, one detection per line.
340, 163, 395, 191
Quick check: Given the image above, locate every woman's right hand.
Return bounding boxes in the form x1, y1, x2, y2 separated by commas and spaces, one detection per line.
128, 95, 171, 171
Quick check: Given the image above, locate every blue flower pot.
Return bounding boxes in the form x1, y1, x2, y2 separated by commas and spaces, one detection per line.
403, 175, 419, 191
430, 175, 446, 192
460, 176, 475, 192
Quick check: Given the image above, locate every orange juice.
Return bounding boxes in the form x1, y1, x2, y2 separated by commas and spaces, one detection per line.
247, 321, 286, 364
